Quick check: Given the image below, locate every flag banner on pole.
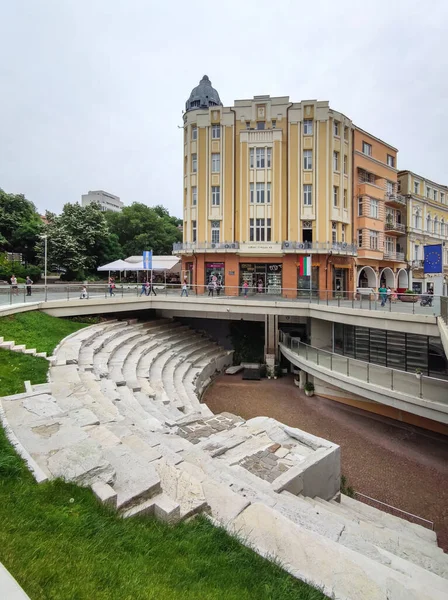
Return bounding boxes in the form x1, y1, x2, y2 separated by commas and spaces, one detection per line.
423, 244, 442, 274
142, 250, 153, 270
298, 255, 311, 277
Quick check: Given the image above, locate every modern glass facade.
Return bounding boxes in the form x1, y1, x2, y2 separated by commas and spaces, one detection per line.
333, 323, 448, 379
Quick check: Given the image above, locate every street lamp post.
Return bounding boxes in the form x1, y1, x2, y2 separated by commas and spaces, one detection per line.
41, 235, 48, 301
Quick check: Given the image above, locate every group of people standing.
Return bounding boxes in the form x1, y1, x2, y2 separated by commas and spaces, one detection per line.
378, 284, 393, 307
9, 275, 33, 296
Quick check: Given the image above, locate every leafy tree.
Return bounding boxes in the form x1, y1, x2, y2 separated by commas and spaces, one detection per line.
38, 203, 122, 279
0, 188, 43, 263
106, 203, 182, 256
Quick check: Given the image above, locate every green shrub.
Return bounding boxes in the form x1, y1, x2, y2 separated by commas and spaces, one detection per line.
0, 261, 41, 283
304, 381, 315, 392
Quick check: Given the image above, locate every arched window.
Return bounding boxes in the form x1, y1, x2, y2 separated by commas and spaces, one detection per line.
427, 214, 432, 233
441, 219, 445, 237
434, 216, 439, 234
414, 209, 420, 229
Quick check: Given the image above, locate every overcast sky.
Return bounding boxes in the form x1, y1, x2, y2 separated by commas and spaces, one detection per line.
1, 0, 447, 217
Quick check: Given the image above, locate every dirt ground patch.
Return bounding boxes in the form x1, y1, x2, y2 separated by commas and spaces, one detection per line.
203, 373, 448, 551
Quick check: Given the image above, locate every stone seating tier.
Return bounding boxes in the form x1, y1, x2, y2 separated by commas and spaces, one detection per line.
1, 318, 447, 600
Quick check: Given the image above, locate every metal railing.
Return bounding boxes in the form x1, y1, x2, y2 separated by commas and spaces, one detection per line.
282, 241, 357, 254
384, 193, 406, 205
441, 296, 448, 323
279, 332, 448, 404
383, 250, 405, 261
353, 492, 434, 530
0, 284, 444, 316
384, 222, 406, 233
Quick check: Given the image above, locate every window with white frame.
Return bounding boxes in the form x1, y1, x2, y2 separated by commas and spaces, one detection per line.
333, 186, 339, 207
257, 121, 265, 130
362, 141, 372, 156
250, 183, 254, 203
434, 189, 438, 201
192, 220, 197, 242
267, 147, 272, 168
332, 222, 337, 243
426, 187, 431, 198
211, 125, 220, 139
250, 148, 254, 169
256, 148, 265, 168
272, 119, 276, 128
211, 186, 220, 206
303, 184, 312, 206
344, 126, 349, 140
387, 154, 395, 167
357, 230, 363, 247
341, 224, 346, 242
343, 154, 347, 174
442, 192, 445, 204
358, 197, 363, 216
386, 181, 394, 196
385, 236, 394, 254
441, 219, 445, 236
211, 221, 220, 243
256, 182, 265, 204
343, 189, 348, 209
414, 210, 420, 229
266, 182, 271, 204
414, 244, 419, 262
370, 199, 379, 219
369, 230, 378, 250
434, 216, 439, 234
211, 153, 220, 172
333, 151, 339, 171
414, 181, 420, 194
249, 218, 271, 242
192, 186, 197, 206
334, 121, 340, 136
303, 119, 313, 135
303, 150, 312, 170
246, 121, 250, 129
427, 215, 432, 232
192, 154, 197, 172
191, 126, 198, 141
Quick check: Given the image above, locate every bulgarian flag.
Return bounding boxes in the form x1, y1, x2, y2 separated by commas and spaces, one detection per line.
298, 256, 311, 277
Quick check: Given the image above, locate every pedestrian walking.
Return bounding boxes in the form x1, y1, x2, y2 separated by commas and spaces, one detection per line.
386, 286, 392, 304
140, 280, 147, 296
109, 277, 115, 297
216, 280, 222, 296
26, 275, 33, 297
80, 286, 88, 299
243, 280, 249, 297
207, 279, 215, 297
379, 284, 387, 307
257, 278, 263, 294
180, 279, 188, 297
10, 274, 18, 296
149, 276, 157, 296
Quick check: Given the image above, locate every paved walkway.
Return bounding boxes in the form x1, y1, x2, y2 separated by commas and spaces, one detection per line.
204, 374, 448, 551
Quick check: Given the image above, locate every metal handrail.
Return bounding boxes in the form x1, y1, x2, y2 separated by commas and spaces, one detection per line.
353, 492, 434, 530
278, 332, 448, 390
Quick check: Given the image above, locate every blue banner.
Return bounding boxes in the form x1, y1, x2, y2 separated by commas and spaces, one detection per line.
424, 244, 442, 274
142, 250, 152, 270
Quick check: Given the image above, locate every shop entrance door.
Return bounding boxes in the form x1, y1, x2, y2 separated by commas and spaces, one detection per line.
255, 273, 265, 294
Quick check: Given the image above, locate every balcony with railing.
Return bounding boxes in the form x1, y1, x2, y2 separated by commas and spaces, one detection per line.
173, 241, 239, 253
385, 193, 406, 207
282, 241, 357, 255
384, 221, 406, 235
383, 250, 405, 261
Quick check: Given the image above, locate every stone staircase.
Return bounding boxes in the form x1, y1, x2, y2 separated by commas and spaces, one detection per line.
1, 318, 448, 600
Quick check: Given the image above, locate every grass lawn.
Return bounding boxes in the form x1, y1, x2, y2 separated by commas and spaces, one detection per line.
0, 349, 49, 396
0, 313, 328, 599
0, 311, 89, 356
0, 425, 328, 600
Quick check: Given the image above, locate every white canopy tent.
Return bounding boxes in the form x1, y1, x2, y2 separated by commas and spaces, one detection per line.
97, 256, 181, 286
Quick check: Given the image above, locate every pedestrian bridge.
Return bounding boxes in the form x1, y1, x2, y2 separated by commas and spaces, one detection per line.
279, 333, 448, 426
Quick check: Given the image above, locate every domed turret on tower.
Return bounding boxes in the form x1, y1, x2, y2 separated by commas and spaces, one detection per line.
185, 75, 222, 112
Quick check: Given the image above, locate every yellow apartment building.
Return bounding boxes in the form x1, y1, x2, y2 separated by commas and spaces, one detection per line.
398, 170, 448, 293
176, 75, 406, 296
353, 128, 408, 291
